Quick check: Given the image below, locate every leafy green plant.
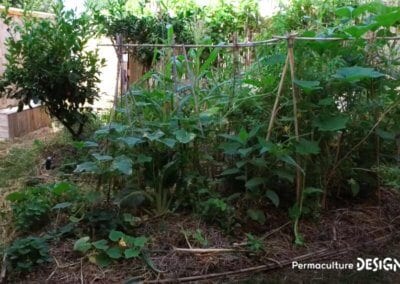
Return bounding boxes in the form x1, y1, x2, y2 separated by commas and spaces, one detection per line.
73, 230, 148, 267
199, 197, 235, 229
0, 1, 104, 139
6, 182, 81, 232
6, 187, 52, 232
181, 228, 208, 247
7, 236, 51, 272
376, 165, 400, 190
245, 233, 264, 253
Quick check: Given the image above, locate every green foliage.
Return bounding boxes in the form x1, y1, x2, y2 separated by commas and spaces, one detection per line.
199, 198, 234, 228
6, 187, 51, 232
245, 233, 263, 253
73, 230, 148, 267
181, 228, 209, 247
7, 236, 51, 272
75, 0, 400, 243
376, 165, 400, 190
0, 2, 104, 139
6, 182, 80, 232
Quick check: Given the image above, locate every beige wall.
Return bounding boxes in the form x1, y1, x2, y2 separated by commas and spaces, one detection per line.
87, 37, 117, 110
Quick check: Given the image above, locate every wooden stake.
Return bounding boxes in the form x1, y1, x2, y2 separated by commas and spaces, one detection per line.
266, 54, 289, 141
287, 34, 303, 203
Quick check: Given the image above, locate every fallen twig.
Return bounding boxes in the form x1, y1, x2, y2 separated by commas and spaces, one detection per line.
172, 247, 239, 253
0, 253, 7, 284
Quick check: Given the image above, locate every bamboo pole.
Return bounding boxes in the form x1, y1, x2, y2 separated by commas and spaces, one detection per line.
97, 35, 400, 50
97, 38, 282, 49
110, 34, 123, 123
287, 34, 303, 203
266, 54, 289, 141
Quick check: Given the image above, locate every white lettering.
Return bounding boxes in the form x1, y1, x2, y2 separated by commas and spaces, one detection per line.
357, 258, 365, 271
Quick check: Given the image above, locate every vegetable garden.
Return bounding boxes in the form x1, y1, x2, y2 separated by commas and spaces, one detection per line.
1, 0, 400, 282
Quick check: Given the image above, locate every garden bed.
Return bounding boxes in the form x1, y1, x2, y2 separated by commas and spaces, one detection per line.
9, 186, 400, 283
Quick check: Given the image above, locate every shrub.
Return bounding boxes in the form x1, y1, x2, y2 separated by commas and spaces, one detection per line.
7, 236, 51, 272
0, 1, 104, 139
6, 187, 51, 232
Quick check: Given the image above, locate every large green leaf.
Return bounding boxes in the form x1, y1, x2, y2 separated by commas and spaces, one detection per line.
221, 168, 241, 175
133, 236, 147, 248
336, 6, 354, 18
109, 230, 124, 242
293, 79, 322, 94
353, 2, 388, 17
92, 153, 113, 161
161, 138, 177, 148
279, 155, 304, 175
124, 248, 140, 259
144, 130, 165, 141
74, 237, 92, 253
245, 177, 267, 189
376, 129, 395, 140
199, 47, 219, 75
219, 142, 242, 155
92, 239, 109, 251
92, 253, 111, 267
295, 139, 320, 155
136, 154, 152, 164
303, 187, 323, 196
273, 169, 295, 182
375, 9, 400, 27
52, 182, 74, 195
348, 179, 360, 197
238, 147, 253, 157
333, 66, 385, 82
238, 128, 249, 145
111, 156, 133, 175
52, 202, 72, 210
266, 190, 279, 207
106, 247, 123, 259
314, 115, 349, 132
344, 25, 373, 38
6, 192, 25, 202
118, 136, 143, 147
74, 162, 100, 173
247, 209, 266, 225
174, 129, 196, 144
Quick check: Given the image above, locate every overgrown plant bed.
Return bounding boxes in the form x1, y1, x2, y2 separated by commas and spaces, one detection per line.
3, 188, 399, 283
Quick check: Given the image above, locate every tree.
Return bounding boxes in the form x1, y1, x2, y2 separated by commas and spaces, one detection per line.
0, 1, 104, 139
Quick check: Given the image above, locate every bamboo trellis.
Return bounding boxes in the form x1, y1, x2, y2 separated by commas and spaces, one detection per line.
101, 32, 400, 206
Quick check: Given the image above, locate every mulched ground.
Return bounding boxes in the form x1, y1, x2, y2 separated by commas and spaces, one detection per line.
4, 187, 397, 284
2, 128, 400, 283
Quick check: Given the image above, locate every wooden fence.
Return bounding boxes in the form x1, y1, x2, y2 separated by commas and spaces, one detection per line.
0, 106, 51, 139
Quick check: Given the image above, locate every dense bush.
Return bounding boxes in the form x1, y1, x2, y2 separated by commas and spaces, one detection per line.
0, 2, 104, 139
7, 236, 51, 272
